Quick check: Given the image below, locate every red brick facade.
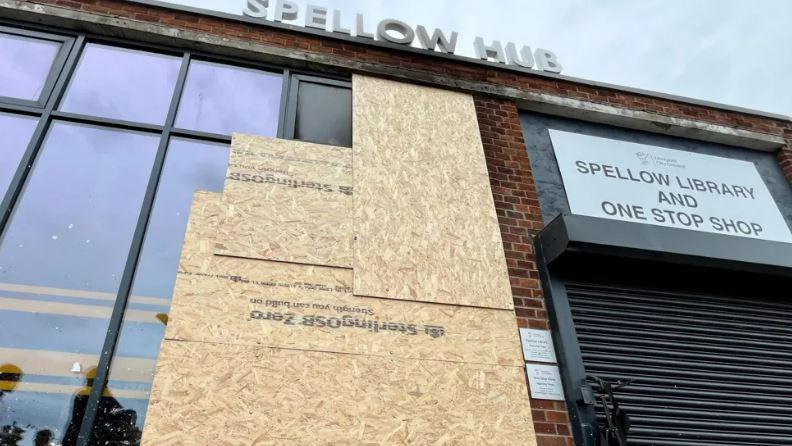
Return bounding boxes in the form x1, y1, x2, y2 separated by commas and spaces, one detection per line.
23, 2, 790, 161
779, 150, 792, 184
15, 1, 792, 445
475, 96, 574, 445
29, 0, 792, 184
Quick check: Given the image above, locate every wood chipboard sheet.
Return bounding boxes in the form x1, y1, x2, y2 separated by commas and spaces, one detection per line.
352, 75, 513, 309
214, 134, 353, 268
178, 191, 224, 274
142, 340, 536, 446
170, 192, 522, 366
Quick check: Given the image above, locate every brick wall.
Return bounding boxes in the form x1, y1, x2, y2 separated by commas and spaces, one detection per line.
26, 0, 792, 142
475, 95, 574, 446
27, 0, 792, 189
779, 148, 792, 184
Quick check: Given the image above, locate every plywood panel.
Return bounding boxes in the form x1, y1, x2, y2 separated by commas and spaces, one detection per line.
171, 190, 521, 366
178, 191, 223, 274
142, 341, 535, 446
352, 75, 513, 309
215, 134, 353, 267
167, 256, 522, 367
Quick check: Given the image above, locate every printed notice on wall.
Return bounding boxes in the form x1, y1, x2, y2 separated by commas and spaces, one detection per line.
525, 364, 565, 401
519, 328, 557, 363
550, 130, 792, 243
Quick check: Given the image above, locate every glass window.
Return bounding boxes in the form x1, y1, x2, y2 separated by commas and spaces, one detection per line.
175, 60, 282, 136
0, 112, 38, 196
0, 25, 354, 443
295, 80, 352, 147
0, 122, 159, 445
60, 44, 181, 125
101, 138, 229, 441
0, 32, 60, 102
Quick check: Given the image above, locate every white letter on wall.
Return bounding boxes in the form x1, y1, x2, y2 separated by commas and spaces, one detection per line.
274, 0, 298, 22
473, 37, 506, 64
535, 48, 563, 73
243, 0, 268, 18
505, 43, 534, 68
305, 5, 328, 30
416, 26, 458, 54
355, 13, 374, 39
331, 9, 351, 35
376, 19, 415, 45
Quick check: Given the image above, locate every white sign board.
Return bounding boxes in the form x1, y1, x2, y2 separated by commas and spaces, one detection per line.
525, 364, 565, 401
519, 328, 557, 363
550, 130, 792, 243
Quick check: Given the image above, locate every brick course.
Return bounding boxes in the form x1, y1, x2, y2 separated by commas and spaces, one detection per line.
779, 149, 792, 183
475, 96, 574, 445
27, 0, 792, 138
27, 0, 792, 187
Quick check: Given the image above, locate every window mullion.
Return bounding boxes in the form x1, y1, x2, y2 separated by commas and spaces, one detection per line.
0, 33, 85, 239
36, 34, 76, 108
74, 51, 192, 446
49, 110, 165, 133
277, 68, 291, 139
169, 127, 233, 144
0, 102, 43, 116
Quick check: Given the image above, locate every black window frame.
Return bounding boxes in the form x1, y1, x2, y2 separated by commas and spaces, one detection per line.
171, 54, 288, 141
0, 19, 351, 446
283, 73, 353, 144
0, 24, 74, 108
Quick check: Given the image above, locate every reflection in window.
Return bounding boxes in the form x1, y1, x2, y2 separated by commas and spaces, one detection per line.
0, 24, 353, 444
0, 32, 60, 102
0, 112, 38, 196
60, 44, 181, 125
175, 60, 282, 136
103, 138, 229, 441
295, 81, 352, 147
0, 122, 159, 445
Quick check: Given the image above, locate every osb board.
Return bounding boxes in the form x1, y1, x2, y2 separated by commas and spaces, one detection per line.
166, 256, 522, 367
215, 134, 353, 267
174, 191, 521, 366
142, 340, 535, 446
178, 191, 223, 274
352, 75, 513, 309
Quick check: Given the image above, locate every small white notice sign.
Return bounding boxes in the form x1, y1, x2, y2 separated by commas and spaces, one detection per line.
525, 364, 565, 401
550, 130, 792, 243
519, 328, 557, 363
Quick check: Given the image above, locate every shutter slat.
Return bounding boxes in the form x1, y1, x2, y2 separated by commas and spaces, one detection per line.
568, 283, 792, 445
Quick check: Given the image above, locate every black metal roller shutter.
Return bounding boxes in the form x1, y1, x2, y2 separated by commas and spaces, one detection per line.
567, 283, 792, 446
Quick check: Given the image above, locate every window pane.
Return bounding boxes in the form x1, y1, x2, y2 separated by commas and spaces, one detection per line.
0, 112, 38, 196
175, 60, 282, 136
60, 44, 181, 125
295, 81, 352, 147
102, 138, 229, 441
0, 32, 60, 102
0, 122, 158, 445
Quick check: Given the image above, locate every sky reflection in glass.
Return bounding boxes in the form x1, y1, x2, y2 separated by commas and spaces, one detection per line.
176, 60, 282, 136
0, 33, 60, 102
60, 44, 181, 125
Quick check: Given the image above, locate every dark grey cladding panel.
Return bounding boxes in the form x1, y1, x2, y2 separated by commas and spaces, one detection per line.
519, 111, 792, 227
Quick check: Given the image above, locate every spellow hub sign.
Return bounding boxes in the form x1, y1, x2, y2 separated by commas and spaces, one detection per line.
242, 0, 562, 73
550, 130, 792, 243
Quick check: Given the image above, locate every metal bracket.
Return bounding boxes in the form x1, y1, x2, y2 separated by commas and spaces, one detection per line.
580, 381, 596, 405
